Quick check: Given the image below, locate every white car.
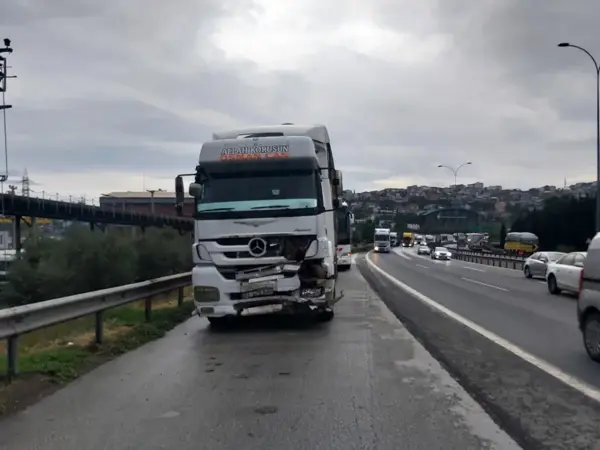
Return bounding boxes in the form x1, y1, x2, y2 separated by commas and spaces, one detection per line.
431, 247, 452, 260
417, 245, 431, 255
577, 233, 600, 362
546, 251, 587, 295
523, 251, 566, 279
336, 251, 352, 271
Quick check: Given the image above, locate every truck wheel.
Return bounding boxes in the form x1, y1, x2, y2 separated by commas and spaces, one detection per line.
207, 316, 229, 329
317, 308, 334, 322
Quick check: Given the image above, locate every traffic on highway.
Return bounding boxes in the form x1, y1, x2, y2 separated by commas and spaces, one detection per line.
361, 245, 600, 449
384, 244, 599, 371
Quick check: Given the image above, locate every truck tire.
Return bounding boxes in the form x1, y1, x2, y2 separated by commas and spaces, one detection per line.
317, 308, 334, 322
207, 316, 229, 329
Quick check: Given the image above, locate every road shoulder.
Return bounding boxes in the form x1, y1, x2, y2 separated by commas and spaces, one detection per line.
0, 267, 520, 450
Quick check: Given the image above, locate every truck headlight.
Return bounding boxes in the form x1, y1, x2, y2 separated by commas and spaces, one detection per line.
194, 286, 219, 302
194, 244, 211, 261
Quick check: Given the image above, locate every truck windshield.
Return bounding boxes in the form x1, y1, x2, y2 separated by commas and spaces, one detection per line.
375, 234, 389, 241
196, 171, 319, 213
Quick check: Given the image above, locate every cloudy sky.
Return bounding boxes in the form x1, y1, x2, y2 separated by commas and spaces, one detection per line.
1, 0, 599, 203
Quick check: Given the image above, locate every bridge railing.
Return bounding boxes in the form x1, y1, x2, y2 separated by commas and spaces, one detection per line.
0, 272, 192, 381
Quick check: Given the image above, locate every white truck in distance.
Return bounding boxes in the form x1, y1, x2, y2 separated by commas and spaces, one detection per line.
335, 201, 354, 271
175, 124, 343, 325
390, 232, 398, 247
374, 228, 391, 253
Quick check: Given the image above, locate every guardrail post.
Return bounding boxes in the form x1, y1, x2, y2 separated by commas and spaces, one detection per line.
145, 298, 152, 322
95, 311, 103, 344
7, 335, 18, 381
177, 287, 184, 307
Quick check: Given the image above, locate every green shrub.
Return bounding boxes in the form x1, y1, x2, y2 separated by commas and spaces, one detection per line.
0, 226, 192, 307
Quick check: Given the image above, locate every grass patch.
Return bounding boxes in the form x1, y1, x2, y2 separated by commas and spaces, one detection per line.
0, 291, 194, 417
0, 287, 191, 355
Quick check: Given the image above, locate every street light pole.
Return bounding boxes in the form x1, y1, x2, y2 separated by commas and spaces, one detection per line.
146, 189, 157, 215
0, 38, 15, 185
437, 161, 472, 188
558, 42, 600, 232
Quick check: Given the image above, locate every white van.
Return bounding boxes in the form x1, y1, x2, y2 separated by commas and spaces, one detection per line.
577, 232, 600, 363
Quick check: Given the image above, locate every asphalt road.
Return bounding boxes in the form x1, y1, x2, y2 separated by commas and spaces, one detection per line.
386, 247, 598, 389
361, 248, 600, 450
0, 268, 519, 450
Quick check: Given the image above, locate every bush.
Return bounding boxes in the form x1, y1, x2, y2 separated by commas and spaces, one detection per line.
0, 226, 192, 307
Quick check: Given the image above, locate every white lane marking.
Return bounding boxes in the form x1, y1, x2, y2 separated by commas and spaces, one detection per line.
416, 264, 429, 269
365, 252, 600, 403
397, 250, 412, 260
461, 277, 509, 292
463, 266, 486, 273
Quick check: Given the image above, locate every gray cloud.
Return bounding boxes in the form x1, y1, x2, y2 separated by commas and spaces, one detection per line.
1, 0, 600, 198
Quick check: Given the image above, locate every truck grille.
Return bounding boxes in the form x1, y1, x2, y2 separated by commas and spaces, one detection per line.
217, 265, 296, 280
214, 235, 317, 261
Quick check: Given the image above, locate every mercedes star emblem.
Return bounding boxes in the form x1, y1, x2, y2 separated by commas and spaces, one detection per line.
248, 237, 268, 257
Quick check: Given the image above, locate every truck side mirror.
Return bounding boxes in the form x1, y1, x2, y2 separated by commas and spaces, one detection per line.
332, 198, 340, 209
189, 183, 203, 198
175, 176, 184, 205
334, 170, 343, 197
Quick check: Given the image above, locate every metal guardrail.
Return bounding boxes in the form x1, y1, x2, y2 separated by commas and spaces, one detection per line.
452, 251, 525, 270
0, 272, 192, 381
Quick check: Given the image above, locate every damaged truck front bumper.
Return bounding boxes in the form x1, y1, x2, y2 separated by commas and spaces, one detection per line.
191, 262, 334, 317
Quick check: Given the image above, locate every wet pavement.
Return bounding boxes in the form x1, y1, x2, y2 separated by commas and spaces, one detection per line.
0, 268, 519, 450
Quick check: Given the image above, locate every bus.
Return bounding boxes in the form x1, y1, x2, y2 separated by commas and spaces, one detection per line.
504, 232, 539, 255
336, 201, 354, 271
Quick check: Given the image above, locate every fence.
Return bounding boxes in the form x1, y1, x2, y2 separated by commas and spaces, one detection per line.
0, 272, 192, 381
451, 250, 526, 270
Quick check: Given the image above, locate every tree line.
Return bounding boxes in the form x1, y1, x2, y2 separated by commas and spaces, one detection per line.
510, 196, 594, 252
0, 226, 192, 307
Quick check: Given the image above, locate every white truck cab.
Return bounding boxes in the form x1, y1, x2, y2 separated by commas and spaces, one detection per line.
374, 228, 391, 253
390, 232, 398, 248
176, 124, 343, 325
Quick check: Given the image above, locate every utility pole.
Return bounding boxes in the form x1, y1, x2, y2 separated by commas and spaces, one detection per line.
0, 38, 15, 184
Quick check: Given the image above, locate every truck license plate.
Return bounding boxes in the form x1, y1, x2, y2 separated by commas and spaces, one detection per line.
241, 304, 283, 315
240, 280, 276, 294
242, 287, 275, 299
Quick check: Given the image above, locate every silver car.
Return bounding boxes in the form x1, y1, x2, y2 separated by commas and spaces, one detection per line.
431, 247, 452, 260
417, 245, 431, 255
523, 251, 566, 279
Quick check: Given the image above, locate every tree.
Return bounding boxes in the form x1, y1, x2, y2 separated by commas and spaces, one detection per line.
0, 226, 192, 307
499, 222, 507, 248
510, 196, 594, 250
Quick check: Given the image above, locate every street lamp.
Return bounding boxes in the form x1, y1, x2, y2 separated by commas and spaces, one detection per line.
558, 42, 600, 232
437, 161, 472, 187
